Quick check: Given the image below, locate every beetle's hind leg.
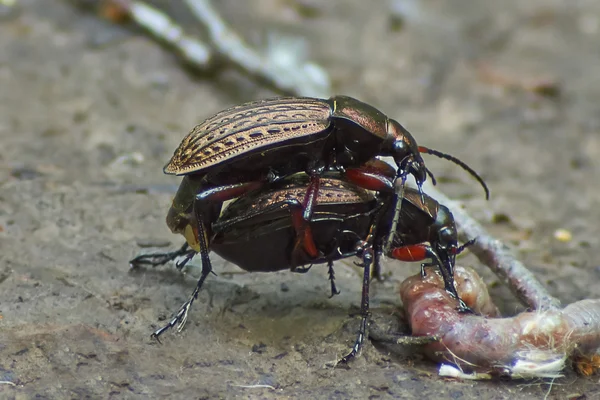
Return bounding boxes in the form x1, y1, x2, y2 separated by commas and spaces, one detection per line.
129, 243, 195, 269
337, 245, 374, 366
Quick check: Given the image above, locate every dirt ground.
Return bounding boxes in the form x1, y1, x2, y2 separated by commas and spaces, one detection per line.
2, 0, 600, 398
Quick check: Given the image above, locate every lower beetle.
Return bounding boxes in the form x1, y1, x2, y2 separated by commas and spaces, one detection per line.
139, 167, 471, 363
134, 96, 489, 334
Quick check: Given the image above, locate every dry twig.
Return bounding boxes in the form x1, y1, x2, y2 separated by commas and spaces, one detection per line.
73, 0, 331, 97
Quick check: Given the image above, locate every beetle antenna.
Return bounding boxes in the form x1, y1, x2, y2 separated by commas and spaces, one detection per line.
425, 167, 437, 186
418, 146, 490, 200
453, 238, 477, 255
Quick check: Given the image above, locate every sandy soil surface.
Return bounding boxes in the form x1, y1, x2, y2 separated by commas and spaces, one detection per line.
1, 1, 600, 398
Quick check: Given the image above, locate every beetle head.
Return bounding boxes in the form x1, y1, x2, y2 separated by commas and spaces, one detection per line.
388, 120, 428, 189
429, 204, 459, 273
435, 226, 458, 266
166, 176, 203, 251
166, 205, 191, 235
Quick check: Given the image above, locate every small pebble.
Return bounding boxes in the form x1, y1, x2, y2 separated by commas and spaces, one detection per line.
553, 229, 572, 242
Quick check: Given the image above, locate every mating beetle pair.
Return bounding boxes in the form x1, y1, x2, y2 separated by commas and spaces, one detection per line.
131, 95, 488, 362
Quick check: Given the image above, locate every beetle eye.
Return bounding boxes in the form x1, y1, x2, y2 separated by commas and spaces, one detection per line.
392, 140, 409, 157
439, 227, 455, 245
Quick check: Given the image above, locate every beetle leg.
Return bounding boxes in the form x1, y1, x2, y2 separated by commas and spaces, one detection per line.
327, 260, 341, 298
383, 175, 406, 255
151, 182, 268, 340
129, 242, 194, 269
195, 181, 265, 204
419, 262, 436, 278
301, 173, 321, 221
337, 244, 373, 365
290, 205, 321, 266
212, 194, 321, 268
343, 165, 394, 193
372, 250, 385, 282
293, 264, 313, 273
151, 207, 217, 340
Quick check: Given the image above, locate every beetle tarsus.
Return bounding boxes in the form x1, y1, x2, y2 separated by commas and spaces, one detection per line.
337, 247, 373, 366
152, 255, 213, 339
151, 200, 217, 339
175, 249, 197, 271
129, 242, 193, 269
456, 299, 474, 314
293, 265, 313, 274
327, 260, 340, 298
419, 261, 439, 278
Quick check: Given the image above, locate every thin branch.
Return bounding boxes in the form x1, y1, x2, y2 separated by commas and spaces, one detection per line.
127, 0, 212, 65
72, 0, 331, 97
183, 0, 330, 97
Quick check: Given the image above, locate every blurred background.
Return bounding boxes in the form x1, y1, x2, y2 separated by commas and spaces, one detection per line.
1, 0, 599, 398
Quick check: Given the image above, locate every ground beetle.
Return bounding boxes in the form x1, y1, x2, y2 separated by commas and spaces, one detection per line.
131, 96, 488, 342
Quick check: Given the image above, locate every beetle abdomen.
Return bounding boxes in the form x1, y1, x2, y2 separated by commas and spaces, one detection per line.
164, 97, 332, 175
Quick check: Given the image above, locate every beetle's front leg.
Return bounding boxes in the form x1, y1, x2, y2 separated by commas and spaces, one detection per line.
343, 159, 395, 193
337, 244, 374, 365
151, 181, 265, 340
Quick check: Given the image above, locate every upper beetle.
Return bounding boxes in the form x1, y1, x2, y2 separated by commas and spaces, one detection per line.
164, 96, 431, 188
